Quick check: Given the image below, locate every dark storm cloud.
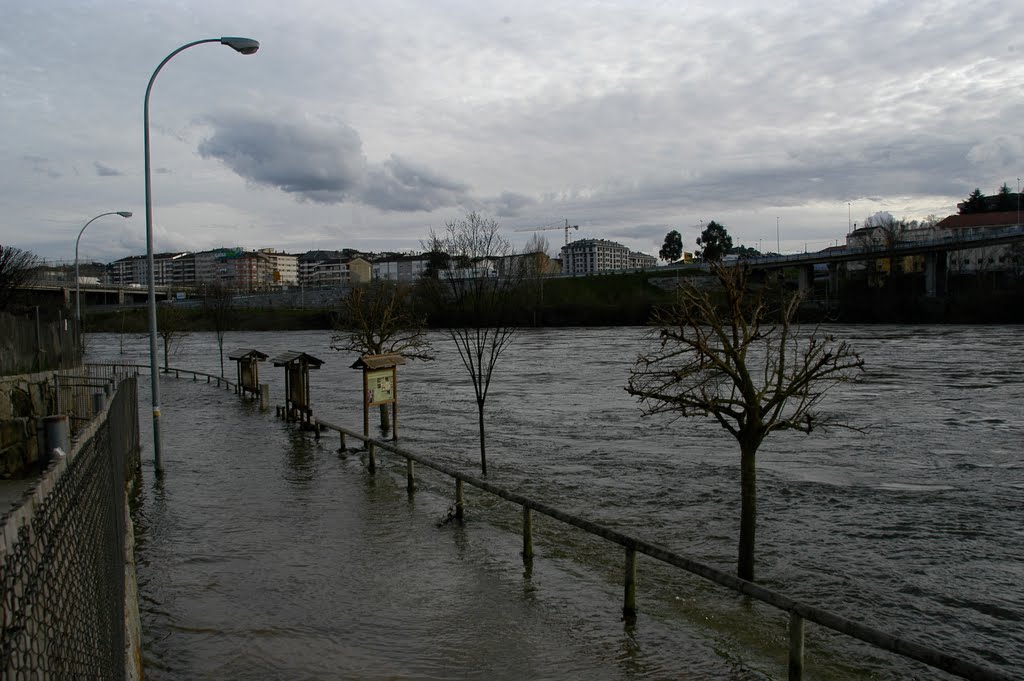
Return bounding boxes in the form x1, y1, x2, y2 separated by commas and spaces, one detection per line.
198, 113, 471, 212
94, 162, 122, 177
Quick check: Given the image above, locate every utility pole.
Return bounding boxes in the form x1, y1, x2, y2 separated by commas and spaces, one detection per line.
776, 217, 780, 255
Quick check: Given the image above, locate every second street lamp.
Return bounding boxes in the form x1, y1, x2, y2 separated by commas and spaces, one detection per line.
75, 210, 132, 323
144, 36, 260, 473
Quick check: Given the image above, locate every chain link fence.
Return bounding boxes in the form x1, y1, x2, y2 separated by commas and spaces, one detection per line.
1, 375, 139, 680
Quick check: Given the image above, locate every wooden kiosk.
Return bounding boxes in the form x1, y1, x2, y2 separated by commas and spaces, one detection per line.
350, 353, 406, 441
271, 351, 324, 427
227, 348, 268, 399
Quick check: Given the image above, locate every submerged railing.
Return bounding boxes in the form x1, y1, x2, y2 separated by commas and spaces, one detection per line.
119, 362, 1014, 681
307, 417, 1013, 681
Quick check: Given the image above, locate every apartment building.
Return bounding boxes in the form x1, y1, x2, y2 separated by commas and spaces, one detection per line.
373, 253, 430, 282
560, 239, 658, 274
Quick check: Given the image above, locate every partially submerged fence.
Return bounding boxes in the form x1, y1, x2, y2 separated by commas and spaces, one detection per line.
309, 416, 1013, 681
1, 376, 140, 680
128, 364, 1013, 681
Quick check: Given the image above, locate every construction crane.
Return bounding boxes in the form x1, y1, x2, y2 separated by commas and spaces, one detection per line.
515, 219, 579, 247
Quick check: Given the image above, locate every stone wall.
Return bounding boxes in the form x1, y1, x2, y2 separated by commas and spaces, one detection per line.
0, 371, 56, 477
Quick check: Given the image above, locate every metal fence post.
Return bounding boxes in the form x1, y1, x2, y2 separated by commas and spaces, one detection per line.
522, 506, 534, 564
455, 479, 464, 521
789, 612, 805, 681
623, 546, 637, 619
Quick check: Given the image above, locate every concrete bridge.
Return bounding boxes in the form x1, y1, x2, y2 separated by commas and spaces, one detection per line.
728, 224, 1024, 297
18, 281, 174, 310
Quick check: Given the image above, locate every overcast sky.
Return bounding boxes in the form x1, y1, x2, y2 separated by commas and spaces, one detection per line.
2, 0, 1022, 264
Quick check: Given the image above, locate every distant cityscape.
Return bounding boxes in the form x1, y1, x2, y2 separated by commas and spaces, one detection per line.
55, 238, 660, 292
41, 197, 1024, 292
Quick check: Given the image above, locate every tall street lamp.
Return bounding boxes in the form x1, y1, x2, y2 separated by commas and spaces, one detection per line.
144, 37, 259, 473
75, 211, 132, 323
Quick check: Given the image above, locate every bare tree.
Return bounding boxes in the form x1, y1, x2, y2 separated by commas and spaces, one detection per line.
627, 265, 864, 582
423, 211, 522, 475
202, 281, 234, 377
156, 303, 190, 372
331, 280, 433, 432
0, 245, 40, 312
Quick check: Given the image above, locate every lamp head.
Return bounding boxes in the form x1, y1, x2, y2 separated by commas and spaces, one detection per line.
117, 211, 133, 218
221, 37, 260, 55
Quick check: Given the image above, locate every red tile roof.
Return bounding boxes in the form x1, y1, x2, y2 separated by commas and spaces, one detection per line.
937, 211, 1022, 230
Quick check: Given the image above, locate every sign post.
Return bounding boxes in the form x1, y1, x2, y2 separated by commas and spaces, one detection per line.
351, 353, 406, 442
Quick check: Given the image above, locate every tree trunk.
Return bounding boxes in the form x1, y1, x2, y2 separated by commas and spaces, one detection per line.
737, 443, 758, 582
477, 400, 487, 476
163, 339, 169, 372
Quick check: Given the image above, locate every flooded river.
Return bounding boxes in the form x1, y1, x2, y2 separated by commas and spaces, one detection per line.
87, 325, 1023, 679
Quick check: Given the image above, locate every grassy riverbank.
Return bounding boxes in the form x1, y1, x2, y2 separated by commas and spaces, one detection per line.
84, 271, 685, 332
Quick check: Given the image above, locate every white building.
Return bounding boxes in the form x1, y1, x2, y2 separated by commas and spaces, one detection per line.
258, 249, 298, 286
561, 239, 642, 274
373, 253, 430, 282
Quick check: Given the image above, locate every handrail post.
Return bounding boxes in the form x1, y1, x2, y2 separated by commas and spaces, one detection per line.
455, 479, 464, 521
406, 457, 415, 495
789, 612, 804, 681
367, 441, 376, 474
338, 431, 347, 453
623, 546, 637, 620
522, 506, 534, 564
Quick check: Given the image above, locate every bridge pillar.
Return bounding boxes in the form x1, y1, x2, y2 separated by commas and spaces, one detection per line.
924, 252, 948, 297
828, 263, 840, 299
797, 265, 814, 295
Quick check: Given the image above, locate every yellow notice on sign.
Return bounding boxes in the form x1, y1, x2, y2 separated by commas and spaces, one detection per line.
366, 368, 396, 406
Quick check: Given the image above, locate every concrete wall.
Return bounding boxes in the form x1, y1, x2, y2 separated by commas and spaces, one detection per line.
0, 371, 56, 477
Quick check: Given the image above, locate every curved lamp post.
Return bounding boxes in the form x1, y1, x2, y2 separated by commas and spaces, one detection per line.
145, 36, 260, 473
75, 211, 132, 322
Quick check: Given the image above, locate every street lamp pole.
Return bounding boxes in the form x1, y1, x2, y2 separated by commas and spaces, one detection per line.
75, 211, 132, 323
776, 216, 780, 255
144, 36, 259, 473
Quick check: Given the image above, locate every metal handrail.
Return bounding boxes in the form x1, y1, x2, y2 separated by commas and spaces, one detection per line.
311, 416, 1013, 681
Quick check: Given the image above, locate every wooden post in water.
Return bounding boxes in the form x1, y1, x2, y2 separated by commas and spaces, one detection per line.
367, 441, 376, 474
522, 506, 534, 564
623, 546, 637, 619
455, 479, 464, 521
259, 384, 269, 410
788, 612, 805, 681
406, 457, 415, 494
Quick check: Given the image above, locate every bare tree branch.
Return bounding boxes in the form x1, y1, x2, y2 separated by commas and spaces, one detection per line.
627, 264, 864, 581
